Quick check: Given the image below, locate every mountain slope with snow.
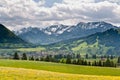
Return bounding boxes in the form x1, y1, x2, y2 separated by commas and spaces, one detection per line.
14, 22, 118, 45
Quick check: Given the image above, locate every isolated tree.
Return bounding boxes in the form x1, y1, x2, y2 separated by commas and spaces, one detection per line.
13, 52, 19, 60
45, 55, 53, 62
76, 54, 81, 58
85, 54, 89, 59
88, 61, 91, 66
29, 56, 34, 61
60, 59, 65, 63
117, 56, 120, 63
92, 54, 97, 59
35, 57, 40, 61
107, 55, 110, 59
77, 58, 84, 65
110, 61, 115, 67
110, 55, 114, 59
66, 55, 71, 64
98, 60, 102, 66
54, 54, 63, 59
105, 58, 111, 67
50, 55, 56, 62
72, 59, 77, 64
45, 55, 50, 62
40, 57, 44, 61
22, 53, 27, 60
83, 60, 87, 65
93, 61, 97, 66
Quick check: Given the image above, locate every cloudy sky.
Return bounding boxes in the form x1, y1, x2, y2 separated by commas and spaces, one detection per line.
0, 0, 120, 30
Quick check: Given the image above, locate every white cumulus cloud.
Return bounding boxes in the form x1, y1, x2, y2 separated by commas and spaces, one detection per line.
0, 0, 120, 30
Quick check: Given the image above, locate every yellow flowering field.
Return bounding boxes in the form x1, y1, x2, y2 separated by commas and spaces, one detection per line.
0, 67, 119, 80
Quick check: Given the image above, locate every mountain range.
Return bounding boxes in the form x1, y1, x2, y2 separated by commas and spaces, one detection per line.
0, 22, 120, 55
14, 21, 117, 45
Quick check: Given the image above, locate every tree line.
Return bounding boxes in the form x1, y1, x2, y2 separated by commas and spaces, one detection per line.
13, 52, 120, 67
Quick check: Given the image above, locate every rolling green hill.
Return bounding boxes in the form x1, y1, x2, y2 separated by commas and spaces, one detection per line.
48, 28, 120, 55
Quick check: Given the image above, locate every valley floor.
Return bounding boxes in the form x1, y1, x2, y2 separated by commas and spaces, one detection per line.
0, 67, 120, 80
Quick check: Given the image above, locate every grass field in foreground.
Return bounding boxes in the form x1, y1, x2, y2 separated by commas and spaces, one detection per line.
0, 60, 120, 76
0, 67, 120, 80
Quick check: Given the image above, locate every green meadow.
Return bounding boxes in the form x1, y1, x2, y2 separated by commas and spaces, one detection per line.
0, 59, 120, 76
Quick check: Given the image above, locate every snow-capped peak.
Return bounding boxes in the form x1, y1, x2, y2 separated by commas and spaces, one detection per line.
76, 21, 115, 29
42, 24, 72, 35
14, 21, 117, 36
13, 27, 41, 35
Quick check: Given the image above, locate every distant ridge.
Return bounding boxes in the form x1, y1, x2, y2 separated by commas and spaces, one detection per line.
14, 22, 117, 45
